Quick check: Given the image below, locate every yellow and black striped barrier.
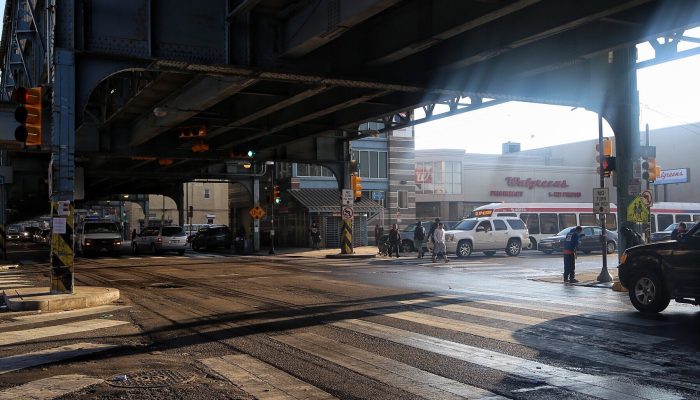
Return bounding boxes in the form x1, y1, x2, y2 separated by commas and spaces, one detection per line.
341, 219, 353, 254
50, 201, 74, 293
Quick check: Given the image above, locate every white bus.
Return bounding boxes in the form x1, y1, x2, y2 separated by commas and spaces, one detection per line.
470, 202, 700, 250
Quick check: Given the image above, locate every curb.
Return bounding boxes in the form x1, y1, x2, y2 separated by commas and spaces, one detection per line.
326, 253, 376, 259
2, 286, 121, 312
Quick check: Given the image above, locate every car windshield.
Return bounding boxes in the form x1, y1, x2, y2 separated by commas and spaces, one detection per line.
453, 219, 478, 231
162, 226, 186, 237
556, 227, 576, 236
402, 224, 417, 232
84, 223, 119, 234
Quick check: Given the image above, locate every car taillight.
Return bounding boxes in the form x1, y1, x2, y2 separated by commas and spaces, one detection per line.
156, 236, 162, 243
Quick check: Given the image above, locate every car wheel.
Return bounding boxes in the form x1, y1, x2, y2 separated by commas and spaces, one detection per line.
505, 238, 521, 256
484, 251, 496, 257
628, 271, 670, 313
456, 240, 472, 258
606, 241, 616, 254
401, 240, 415, 253
528, 237, 537, 250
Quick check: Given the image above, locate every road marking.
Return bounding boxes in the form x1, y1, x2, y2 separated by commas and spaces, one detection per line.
335, 319, 682, 400
397, 299, 670, 345
0, 319, 129, 346
370, 309, 665, 372
0, 343, 117, 374
0, 374, 103, 399
201, 354, 337, 400
275, 332, 506, 400
5, 305, 129, 326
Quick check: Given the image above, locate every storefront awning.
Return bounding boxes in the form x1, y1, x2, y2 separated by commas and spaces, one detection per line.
287, 189, 383, 215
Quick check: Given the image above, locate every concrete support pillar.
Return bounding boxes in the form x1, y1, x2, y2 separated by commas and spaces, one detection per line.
49, 49, 76, 294
600, 47, 641, 253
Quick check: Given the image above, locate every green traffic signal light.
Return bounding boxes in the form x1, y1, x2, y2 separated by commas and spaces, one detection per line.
247, 150, 256, 157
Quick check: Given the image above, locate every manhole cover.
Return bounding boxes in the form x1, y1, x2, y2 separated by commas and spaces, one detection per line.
147, 282, 184, 289
108, 369, 194, 388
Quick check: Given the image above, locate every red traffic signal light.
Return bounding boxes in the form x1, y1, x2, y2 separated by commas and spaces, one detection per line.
12, 86, 43, 145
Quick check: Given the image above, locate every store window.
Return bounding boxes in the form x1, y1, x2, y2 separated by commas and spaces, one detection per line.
296, 163, 334, 177
398, 190, 408, 209
351, 150, 388, 178
415, 161, 462, 194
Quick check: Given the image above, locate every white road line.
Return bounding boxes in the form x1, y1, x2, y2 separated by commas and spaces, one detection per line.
0, 319, 129, 346
276, 332, 507, 400
335, 319, 683, 400
201, 354, 337, 400
397, 299, 670, 345
6, 305, 129, 326
369, 309, 666, 372
0, 343, 117, 374
0, 374, 103, 399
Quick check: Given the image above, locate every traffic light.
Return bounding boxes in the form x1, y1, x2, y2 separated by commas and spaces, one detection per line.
595, 138, 614, 177
272, 185, 281, 204
642, 157, 657, 181
12, 86, 43, 146
351, 175, 362, 201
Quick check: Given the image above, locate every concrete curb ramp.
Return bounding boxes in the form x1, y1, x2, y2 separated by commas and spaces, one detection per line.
2, 286, 120, 312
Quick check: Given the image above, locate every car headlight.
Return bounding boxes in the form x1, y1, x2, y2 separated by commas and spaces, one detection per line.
114, 240, 122, 245
445, 234, 454, 241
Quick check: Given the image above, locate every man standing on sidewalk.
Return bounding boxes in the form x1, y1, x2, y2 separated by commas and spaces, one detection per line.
563, 226, 582, 283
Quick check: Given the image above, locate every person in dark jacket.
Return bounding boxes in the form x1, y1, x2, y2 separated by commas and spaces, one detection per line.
374, 224, 384, 251
413, 221, 426, 258
563, 226, 583, 283
388, 223, 401, 258
671, 222, 687, 240
426, 218, 440, 258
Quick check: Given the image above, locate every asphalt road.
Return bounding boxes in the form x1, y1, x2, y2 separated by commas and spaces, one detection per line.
1, 243, 699, 400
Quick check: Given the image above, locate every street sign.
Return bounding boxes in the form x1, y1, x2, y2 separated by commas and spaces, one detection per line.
641, 189, 653, 207
640, 145, 656, 159
341, 206, 354, 220
248, 205, 266, 220
371, 191, 385, 201
627, 196, 649, 223
342, 189, 353, 206
592, 188, 609, 214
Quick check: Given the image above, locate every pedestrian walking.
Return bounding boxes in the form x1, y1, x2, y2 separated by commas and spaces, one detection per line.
432, 222, 448, 263
426, 218, 440, 259
309, 223, 321, 250
374, 224, 384, 252
563, 226, 582, 283
388, 223, 401, 258
131, 229, 137, 242
413, 221, 426, 258
671, 222, 687, 240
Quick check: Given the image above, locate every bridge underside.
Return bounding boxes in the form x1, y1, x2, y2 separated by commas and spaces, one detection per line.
3, 0, 700, 201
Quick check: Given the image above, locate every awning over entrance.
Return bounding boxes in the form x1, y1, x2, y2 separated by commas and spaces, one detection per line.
287, 189, 383, 217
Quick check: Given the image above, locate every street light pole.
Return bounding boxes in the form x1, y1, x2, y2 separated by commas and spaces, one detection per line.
597, 114, 612, 283
268, 162, 276, 255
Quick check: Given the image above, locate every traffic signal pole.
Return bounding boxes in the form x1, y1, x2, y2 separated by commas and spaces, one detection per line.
596, 115, 612, 283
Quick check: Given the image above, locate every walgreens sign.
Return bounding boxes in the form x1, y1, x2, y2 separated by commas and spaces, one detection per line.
505, 177, 569, 190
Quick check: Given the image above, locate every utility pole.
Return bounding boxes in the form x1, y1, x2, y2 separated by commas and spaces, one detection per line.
269, 163, 276, 255
597, 114, 612, 283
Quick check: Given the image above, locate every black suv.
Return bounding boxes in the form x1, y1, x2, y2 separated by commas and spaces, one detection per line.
191, 225, 232, 251
618, 222, 700, 313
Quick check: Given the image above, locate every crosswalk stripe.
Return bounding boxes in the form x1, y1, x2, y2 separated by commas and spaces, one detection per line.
276, 332, 506, 400
0, 374, 103, 399
335, 319, 683, 400
371, 308, 664, 372
397, 299, 670, 345
0, 343, 117, 374
201, 354, 337, 400
0, 319, 129, 346
6, 305, 129, 326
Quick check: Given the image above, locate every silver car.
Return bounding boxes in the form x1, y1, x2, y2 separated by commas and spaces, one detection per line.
132, 226, 188, 255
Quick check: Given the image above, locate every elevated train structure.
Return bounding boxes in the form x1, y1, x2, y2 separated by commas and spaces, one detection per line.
1, 0, 700, 289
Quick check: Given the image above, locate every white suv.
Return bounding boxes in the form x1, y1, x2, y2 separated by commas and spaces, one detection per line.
76, 220, 122, 257
445, 217, 529, 257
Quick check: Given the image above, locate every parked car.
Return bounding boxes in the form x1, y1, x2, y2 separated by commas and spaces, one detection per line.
6, 226, 21, 241
399, 221, 459, 252
76, 220, 122, 256
35, 228, 51, 245
538, 226, 618, 254
651, 222, 696, 242
618, 221, 700, 313
21, 226, 41, 242
132, 226, 188, 255
444, 217, 529, 257
191, 225, 232, 251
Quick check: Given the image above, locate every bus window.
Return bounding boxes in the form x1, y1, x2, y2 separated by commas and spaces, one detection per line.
676, 214, 691, 223
579, 213, 597, 226
558, 213, 576, 230
605, 213, 617, 231
657, 214, 673, 231
540, 213, 558, 234
495, 213, 517, 217
520, 213, 540, 234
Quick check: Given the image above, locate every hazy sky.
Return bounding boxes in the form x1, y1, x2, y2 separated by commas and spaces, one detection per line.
415, 28, 700, 154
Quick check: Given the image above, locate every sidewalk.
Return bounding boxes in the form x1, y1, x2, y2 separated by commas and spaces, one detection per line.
531, 270, 619, 288
253, 246, 379, 258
